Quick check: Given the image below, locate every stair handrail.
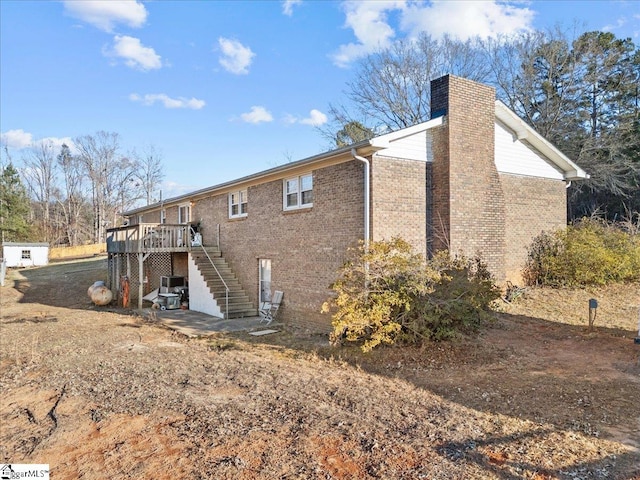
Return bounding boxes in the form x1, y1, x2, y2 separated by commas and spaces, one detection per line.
190, 226, 229, 319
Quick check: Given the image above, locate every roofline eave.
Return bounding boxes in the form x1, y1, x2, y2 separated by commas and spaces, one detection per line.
122, 139, 377, 217
495, 101, 589, 181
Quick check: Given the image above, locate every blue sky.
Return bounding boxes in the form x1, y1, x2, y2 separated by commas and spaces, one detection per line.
2, 0, 639, 200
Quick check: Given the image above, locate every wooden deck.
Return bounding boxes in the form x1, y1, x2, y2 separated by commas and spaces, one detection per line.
106, 223, 196, 253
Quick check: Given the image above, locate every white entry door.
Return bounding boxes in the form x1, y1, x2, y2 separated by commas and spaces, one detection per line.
259, 259, 271, 303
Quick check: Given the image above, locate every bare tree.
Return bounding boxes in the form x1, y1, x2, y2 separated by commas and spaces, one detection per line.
131, 145, 165, 206
483, 29, 584, 141
74, 132, 139, 243
57, 144, 88, 246
335, 34, 491, 134
21, 140, 58, 242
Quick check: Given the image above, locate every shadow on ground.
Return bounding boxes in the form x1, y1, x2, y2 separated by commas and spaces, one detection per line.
236, 313, 640, 478
14, 257, 109, 309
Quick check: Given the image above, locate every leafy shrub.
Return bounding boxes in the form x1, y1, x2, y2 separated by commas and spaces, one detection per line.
322, 238, 500, 352
523, 218, 640, 287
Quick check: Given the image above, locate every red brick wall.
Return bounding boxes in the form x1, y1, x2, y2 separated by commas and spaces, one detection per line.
501, 174, 567, 283
371, 155, 428, 255
192, 160, 365, 331
430, 75, 507, 281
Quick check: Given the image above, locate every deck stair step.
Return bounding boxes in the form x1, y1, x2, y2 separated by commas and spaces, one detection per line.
191, 245, 256, 318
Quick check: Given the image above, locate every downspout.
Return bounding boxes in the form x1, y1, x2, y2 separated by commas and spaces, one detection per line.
351, 148, 370, 251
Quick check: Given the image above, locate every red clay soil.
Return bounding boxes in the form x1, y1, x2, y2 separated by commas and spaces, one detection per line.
1, 258, 639, 479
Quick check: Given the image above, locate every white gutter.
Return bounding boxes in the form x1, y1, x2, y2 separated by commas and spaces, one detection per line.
351, 148, 370, 251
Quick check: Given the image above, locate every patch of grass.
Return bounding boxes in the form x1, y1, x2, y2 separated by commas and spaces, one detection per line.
207, 337, 240, 352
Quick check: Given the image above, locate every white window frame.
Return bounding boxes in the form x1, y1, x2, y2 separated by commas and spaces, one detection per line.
229, 189, 248, 218
178, 204, 191, 224
160, 209, 166, 224
283, 173, 313, 211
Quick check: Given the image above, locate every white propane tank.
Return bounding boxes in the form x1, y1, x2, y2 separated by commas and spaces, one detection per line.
88, 281, 112, 306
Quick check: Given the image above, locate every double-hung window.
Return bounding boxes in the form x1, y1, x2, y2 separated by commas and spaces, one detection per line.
229, 190, 248, 218
283, 173, 313, 210
21, 250, 31, 260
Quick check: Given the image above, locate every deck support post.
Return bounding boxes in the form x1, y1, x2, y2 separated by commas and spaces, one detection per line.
138, 252, 144, 309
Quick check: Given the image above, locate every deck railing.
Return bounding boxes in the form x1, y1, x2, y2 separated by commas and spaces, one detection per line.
106, 223, 193, 253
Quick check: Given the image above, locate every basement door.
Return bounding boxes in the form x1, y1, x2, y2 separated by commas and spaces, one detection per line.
259, 259, 271, 303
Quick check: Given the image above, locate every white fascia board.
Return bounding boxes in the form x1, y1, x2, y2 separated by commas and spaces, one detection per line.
495, 101, 589, 181
369, 116, 444, 149
125, 119, 447, 217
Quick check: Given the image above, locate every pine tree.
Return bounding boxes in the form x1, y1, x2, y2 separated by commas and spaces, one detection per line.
0, 162, 32, 242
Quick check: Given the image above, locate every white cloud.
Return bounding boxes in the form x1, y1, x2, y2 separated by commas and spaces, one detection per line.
401, 0, 534, 41
218, 38, 255, 75
301, 109, 328, 126
332, 0, 535, 67
63, 0, 147, 32
105, 35, 163, 71
0, 130, 77, 153
283, 114, 297, 125
35, 136, 76, 152
0, 129, 33, 149
240, 106, 273, 124
282, 0, 302, 16
331, 0, 403, 67
161, 180, 201, 198
129, 93, 206, 110
602, 17, 626, 33
286, 109, 328, 126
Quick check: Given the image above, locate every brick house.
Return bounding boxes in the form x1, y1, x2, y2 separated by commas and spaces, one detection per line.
106, 75, 587, 331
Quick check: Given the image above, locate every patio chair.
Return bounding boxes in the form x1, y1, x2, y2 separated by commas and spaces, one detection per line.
259, 290, 283, 325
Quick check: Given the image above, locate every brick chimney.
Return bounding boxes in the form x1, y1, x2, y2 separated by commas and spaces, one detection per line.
429, 75, 506, 281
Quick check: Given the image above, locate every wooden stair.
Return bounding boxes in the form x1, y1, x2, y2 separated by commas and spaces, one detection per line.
190, 246, 257, 318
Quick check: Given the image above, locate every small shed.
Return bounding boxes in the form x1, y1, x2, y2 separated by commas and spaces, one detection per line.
1, 242, 49, 268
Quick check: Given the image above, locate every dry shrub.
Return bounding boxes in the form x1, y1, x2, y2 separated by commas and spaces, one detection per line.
322, 238, 500, 352
523, 217, 640, 287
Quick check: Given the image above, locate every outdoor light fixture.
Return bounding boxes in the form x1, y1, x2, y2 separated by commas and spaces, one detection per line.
588, 298, 598, 332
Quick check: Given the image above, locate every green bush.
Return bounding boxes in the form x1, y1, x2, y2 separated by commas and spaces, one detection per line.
523, 218, 640, 287
322, 238, 500, 352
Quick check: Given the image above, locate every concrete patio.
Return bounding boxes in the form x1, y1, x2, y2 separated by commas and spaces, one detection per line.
143, 308, 278, 337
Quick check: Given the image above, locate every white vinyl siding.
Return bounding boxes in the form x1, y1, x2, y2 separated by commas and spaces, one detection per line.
229, 190, 248, 218
284, 174, 313, 210
382, 130, 432, 162
494, 121, 564, 180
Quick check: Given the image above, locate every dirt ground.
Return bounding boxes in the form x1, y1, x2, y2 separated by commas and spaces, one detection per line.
1, 257, 639, 479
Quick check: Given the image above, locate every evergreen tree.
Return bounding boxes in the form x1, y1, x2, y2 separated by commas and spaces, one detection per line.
335, 121, 375, 147
0, 162, 32, 242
